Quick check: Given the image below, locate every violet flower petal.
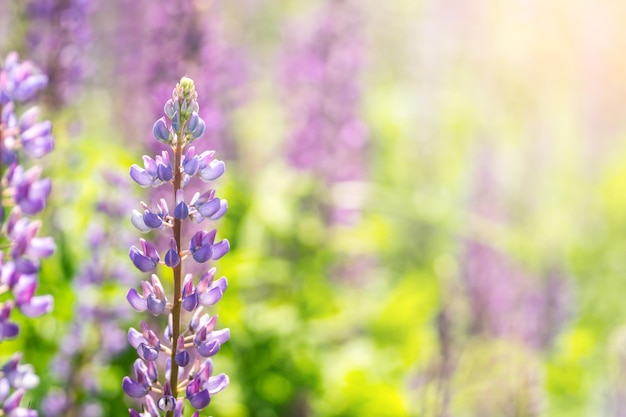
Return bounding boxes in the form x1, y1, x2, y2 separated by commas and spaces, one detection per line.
211, 239, 230, 260
130, 165, 153, 187
122, 377, 149, 399
198, 159, 225, 182
127, 289, 148, 312
207, 373, 229, 395
18, 294, 53, 317
129, 246, 157, 272
187, 389, 210, 410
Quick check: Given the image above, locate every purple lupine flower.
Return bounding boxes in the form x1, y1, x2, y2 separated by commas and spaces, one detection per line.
125, 77, 230, 416
24, 0, 94, 106
0, 51, 56, 417
281, 0, 369, 225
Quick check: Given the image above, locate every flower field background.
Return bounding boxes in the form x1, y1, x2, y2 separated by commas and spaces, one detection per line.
2, 0, 626, 416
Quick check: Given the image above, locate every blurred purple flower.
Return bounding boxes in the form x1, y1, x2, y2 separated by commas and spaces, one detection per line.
462, 148, 572, 350
24, 0, 94, 106
462, 240, 571, 350
281, 0, 369, 224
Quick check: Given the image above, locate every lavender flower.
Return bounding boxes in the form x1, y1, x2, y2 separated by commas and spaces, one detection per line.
0, 51, 55, 416
24, 0, 94, 106
281, 0, 368, 224
125, 77, 230, 416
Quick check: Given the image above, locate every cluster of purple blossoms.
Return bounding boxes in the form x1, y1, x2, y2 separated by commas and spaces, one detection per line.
124, 77, 230, 417
0, 52, 55, 416
24, 0, 94, 106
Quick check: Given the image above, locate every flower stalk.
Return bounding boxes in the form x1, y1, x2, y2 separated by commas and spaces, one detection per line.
125, 77, 230, 417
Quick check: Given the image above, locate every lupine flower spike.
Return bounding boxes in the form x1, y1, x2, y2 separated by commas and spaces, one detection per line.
125, 77, 230, 416
0, 51, 55, 416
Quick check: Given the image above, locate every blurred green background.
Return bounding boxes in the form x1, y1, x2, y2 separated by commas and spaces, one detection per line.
3, 0, 626, 416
